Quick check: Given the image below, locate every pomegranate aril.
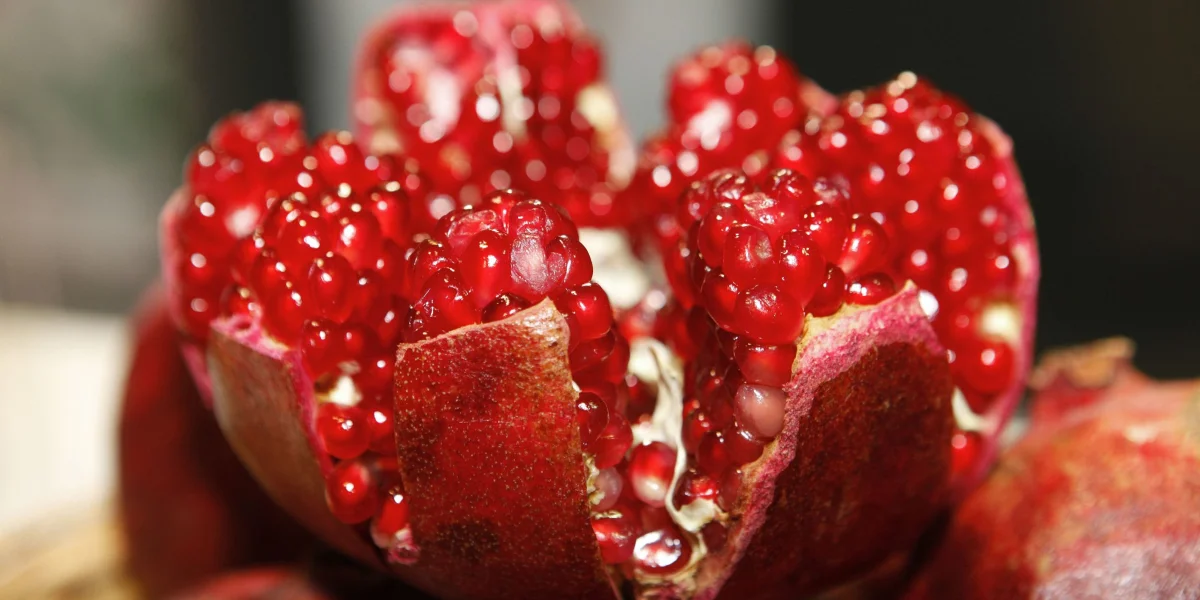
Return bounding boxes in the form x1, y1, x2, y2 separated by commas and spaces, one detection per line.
554, 283, 613, 343
365, 402, 395, 454
575, 392, 609, 450
260, 286, 306, 344
958, 339, 1015, 395
458, 230, 513, 307
734, 340, 795, 387
316, 403, 370, 460
799, 201, 849, 260
776, 231, 825, 307
697, 431, 732, 474
482, 293, 531, 322
325, 459, 381, 524
632, 523, 692, 576
734, 284, 804, 345
334, 210, 385, 270
370, 481, 410, 548
570, 331, 617, 373
682, 409, 714, 453
950, 430, 980, 476
672, 469, 719, 508
628, 442, 677, 508
734, 383, 786, 439
719, 468, 743, 511
806, 265, 845, 317
723, 224, 776, 286
593, 412, 633, 469
846, 273, 897, 306
592, 467, 623, 512
838, 214, 889, 279
724, 423, 766, 464
592, 511, 639, 565
356, 352, 395, 395
307, 255, 355, 323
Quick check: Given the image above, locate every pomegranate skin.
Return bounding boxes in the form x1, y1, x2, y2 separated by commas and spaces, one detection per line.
392, 300, 617, 599
906, 338, 1200, 599
118, 285, 311, 598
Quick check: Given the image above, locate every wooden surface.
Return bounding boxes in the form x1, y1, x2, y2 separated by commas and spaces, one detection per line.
0, 306, 132, 598
0, 503, 137, 599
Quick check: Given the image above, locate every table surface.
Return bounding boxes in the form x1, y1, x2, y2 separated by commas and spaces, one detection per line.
0, 305, 128, 538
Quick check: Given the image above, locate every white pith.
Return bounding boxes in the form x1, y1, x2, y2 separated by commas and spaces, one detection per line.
579, 227, 651, 310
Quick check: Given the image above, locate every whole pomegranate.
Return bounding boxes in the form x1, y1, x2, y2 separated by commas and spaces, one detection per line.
149, 1, 1039, 598
118, 285, 311, 597
906, 338, 1200, 599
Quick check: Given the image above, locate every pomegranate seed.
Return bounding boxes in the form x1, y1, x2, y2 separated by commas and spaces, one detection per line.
959, 339, 1015, 395
734, 383, 786, 439
806, 266, 845, 317
554, 283, 613, 343
482, 293, 531, 322
724, 423, 766, 464
307, 255, 355, 323
697, 431, 731, 474
335, 210, 385, 270
734, 284, 804, 345
719, 468, 743, 511
723, 224, 776, 286
459, 229, 513, 307
950, 430, 980, 476
575, 392, 610, 450
365, 401, 395, 454
672, 469, 719, 508
733, 340, 795, 387
592, 467, 623, 512
627, 442, 677, 508
632, 524, 692, 576
370, 480, 410, 547
682, 409, 714, 454
570, 331, 617, 374
799, 201, 849, 260
302, 319, 341, 376
776, 231, 825, 306
593, 412, 633, 469
316, 403, 370, 460
838, 214, 889, 279
846, 273, 897, 306
591, 511, 639, 564
325, 459, 381, 524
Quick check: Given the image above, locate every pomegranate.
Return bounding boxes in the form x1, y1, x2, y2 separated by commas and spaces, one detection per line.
118, 285, 310, 597
354, 0, 635, 229
148, 7, 1039, 599
907, 338, 1200, 599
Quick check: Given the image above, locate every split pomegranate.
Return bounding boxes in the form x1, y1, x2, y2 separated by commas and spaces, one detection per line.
355, 0, 635, 229
907, 339, 1200, 599
148, 5, 1040, 598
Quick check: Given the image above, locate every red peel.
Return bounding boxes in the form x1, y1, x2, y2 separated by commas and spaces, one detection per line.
907, 339, 1200, 599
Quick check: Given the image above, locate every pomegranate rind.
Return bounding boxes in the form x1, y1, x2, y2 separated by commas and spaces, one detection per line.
353, 0, 636, 227
392, 300, 618, 599
118, 285, 310, 597
954, 117, 1040, 500
907, 339, 1200, 599
664, 285, 955, 599
206, 315, 407, 577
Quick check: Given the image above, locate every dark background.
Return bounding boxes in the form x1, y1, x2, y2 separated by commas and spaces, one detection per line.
6, 0, 1199, 378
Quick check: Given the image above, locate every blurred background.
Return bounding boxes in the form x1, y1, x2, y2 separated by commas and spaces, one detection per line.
0, 0, 1197, 533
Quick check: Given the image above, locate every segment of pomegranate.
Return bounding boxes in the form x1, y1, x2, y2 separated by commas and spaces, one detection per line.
118, 285, 310, 598
636, 50, 1038, 499
619, 168, 954, 598
355, 0, 635, 228
907, 339, 1200, 599
171, 104, 635, 594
